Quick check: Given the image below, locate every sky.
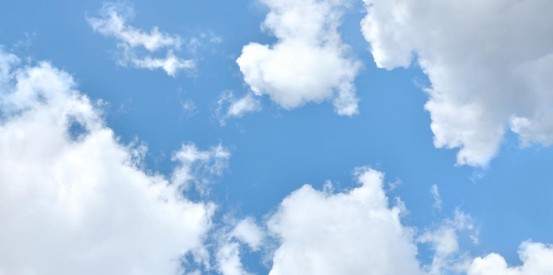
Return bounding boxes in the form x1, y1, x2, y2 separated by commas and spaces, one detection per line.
1, 0, 553, 274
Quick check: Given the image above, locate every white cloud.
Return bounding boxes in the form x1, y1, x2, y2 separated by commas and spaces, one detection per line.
216, 241, 251, 275
87, 3, 181, 51
267, 168, 423, 275
214, 218, 264, 275
215, 91, 261, 125
0, 48, 222, 275
418, 210, 478, 274
88, 2, 194, 77
361, 0, 553, 166
119, 48, 195, 77
172, 143, 230, 196
231, 218, 265, 251
430, 184, 442, 211
265, 168, 529, 275
468, 242, 553, 275
236, 0, 361, 116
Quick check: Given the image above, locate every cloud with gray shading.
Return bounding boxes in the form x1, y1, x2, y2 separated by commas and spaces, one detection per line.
362, 0, 553, 166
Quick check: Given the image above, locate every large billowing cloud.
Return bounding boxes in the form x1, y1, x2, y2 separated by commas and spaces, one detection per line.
267, 168, 423, 275
215, 218, 265, 275
263, 167, 552, 275
88, 2, 194, 77
0, 48, 226, 275
468, 242, 553, 275
361, 0, 553, 166
236, 0, 361, 116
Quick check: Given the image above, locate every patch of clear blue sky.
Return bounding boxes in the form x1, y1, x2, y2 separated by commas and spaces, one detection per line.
1, 0, 553, 271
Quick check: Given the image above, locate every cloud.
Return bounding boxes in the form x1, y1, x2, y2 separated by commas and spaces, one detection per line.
119, 49, 195, 77
267, 168, 423, 275
215, 91, 262, 125
181, 99, 198, 117
418, 210, 478, 274
430, 184, 442, 211
216, 242, 251, 275
468, 242, 553, 275
236, 0, 361, 116
172, 143, 230, 196
231, 218, 265, 251
214, 218, 264, 275
88, 2, 194, 77
0, 48, 223, 274
361, 0, 553, 166
87, 3, 180, 51
265, 167, 553, 275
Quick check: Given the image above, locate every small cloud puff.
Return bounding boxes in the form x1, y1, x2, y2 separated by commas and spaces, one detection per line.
237, 0, 361, 116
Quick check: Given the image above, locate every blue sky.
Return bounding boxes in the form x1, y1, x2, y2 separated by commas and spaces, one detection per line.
1, 0, 553, 274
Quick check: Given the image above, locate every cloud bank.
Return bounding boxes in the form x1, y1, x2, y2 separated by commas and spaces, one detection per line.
262, 168, 550, 275
267, 168, 423, 275
237, 0, 361, 116
361, 0, 553, 166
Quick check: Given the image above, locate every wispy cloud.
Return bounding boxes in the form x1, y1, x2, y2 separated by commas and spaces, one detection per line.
88, 2, 194, 77
215, 91, 261, 126
214, 217, 265, 275
430, 184, 442, 211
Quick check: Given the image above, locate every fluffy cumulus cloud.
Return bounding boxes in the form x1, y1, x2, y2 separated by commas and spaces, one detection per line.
361, 0, 553, 166
88, 2, 194, 77
468, 242, 553, 275
0, 48, 225, 275
267, 168, 423, 275
236, 0, 361, 116
264, 167, 553, 275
